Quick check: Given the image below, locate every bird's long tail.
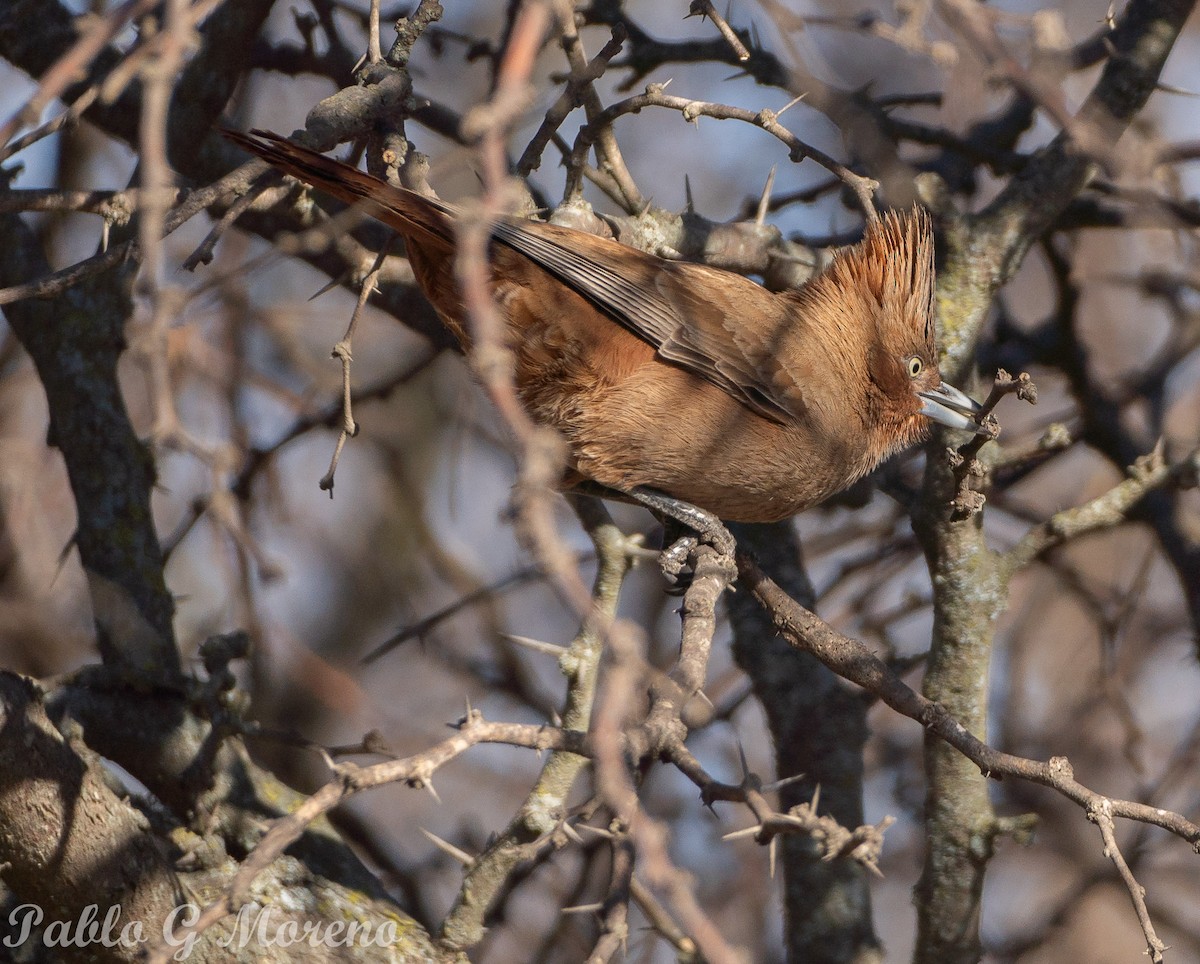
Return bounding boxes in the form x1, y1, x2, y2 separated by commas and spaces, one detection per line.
222, 128, 455, 250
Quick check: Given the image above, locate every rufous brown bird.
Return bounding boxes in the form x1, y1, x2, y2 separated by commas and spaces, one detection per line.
226, 129, 983, 524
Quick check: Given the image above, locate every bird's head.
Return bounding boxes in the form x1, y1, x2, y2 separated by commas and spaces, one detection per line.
828, 207, 985, 448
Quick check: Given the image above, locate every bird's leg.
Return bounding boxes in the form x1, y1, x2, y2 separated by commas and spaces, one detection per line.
567, 481, 736, 583
624, 487, 734, 553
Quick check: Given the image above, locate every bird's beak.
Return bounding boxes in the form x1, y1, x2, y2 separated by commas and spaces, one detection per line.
918, 382, 987, 434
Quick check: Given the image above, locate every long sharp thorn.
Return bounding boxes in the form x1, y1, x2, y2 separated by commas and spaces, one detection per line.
776, 94, 806, 119
308, 271, 350, 302
577, 823, 616, 839
502, 632, 567, 657
562, 902, 604, 915
756, 165, 776, 225
420, 827, 473, 866
762, 772, 807, 794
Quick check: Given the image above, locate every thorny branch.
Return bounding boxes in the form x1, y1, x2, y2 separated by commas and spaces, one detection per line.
1006, 444, 1200, 574
948, 368, 1038, 518
1090, 798, 1170, 963
567, 82, 879, 218
146, 712, 588, 964
438, 500, 635, 952
150, 504, 1200, 960
737, 550, 1200, 847
738, 550, 1200, 960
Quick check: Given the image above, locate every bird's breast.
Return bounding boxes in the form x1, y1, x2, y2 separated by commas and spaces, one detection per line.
561, 362, 877, 522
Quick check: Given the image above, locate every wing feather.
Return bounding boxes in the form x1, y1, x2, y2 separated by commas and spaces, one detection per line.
492, 222, 804, 423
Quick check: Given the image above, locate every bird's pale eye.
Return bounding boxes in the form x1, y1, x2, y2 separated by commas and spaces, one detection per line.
907, 356, 923, 378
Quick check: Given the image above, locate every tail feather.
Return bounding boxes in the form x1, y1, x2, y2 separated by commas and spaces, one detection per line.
222, 129, 455, 250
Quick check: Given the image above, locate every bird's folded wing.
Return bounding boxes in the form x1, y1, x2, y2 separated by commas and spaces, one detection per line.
492, 220, 806, 423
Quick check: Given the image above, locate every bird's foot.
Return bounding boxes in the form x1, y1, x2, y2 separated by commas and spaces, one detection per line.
625, 488, 736, 588
658, 527, 698, 592
564, 480, 736, 587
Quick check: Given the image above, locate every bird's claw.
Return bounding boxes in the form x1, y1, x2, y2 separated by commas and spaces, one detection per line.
657, 515, 737, 593
659, 533, 699, 585
697, 520, 736, 559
